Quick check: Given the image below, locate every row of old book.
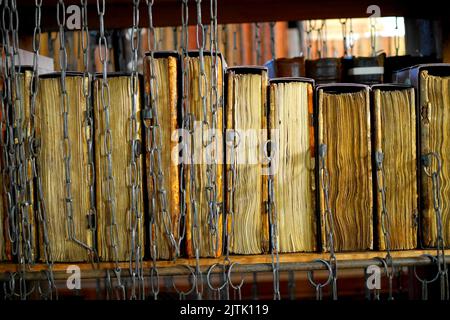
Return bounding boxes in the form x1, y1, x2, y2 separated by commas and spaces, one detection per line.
0, 50, 449, 263
265, 53, 440, 84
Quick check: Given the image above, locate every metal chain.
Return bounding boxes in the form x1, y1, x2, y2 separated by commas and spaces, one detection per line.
339, 18, 348, 57
370, 17, 377, 57
422, 152, 449, 300
349, 19, 354, 57
375, 152, 394, 300
96, 0, 125, 300
208, 0, 220, 258
254, 22, 261, 65
7, 0, 33, 300
319, 144, 338, 300
80, 0, 98, 266
270, 22, 275, 60
193, 0, 205, 299
267, 140, 280, 300
305, 21, 313, 59
129, 0, 144, 300
178, 0, 189, 256
30, 0, 57, 300
394, 17, 400, 56
145, 0, 179, 299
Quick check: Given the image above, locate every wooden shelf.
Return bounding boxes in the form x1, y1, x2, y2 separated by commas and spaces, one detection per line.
18, 0, 447, 34
0, 250, 447, 280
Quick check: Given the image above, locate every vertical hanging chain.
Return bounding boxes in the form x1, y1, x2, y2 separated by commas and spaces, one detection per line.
194, 0, 205, 300
57, 0, 92, 253
129, 0, 144, 300
178, 0, 189, 255
348, 19, 354, 57
96, 0, 125, 300
319, 144, 338, 300
339, 18, 348, 57
1, 2, 21, 277
375, 152, 394, 300
305, 21, 312, 60
394, 17, 400, 56
315, 20, 325, 59
270, 22, 275, 60
208, 0, 220, 257
370, 17, 377, 57
80, 0, 97, 263
29, 0, 57, 300
267, 140, 280, 300
254, 22, 261, 65
145, 0, 179, 299
422, 153, 449, 300
9, 0, 33, 300
322, 20, 328, 58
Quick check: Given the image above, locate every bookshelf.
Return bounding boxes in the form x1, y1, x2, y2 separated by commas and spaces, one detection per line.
0, 250, 447, 280
19, 0, 447, 32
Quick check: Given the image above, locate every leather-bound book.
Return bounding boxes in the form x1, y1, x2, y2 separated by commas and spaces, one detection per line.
372, 84, 418, 250
343, 53, 386, 85
184, 51, 224, 258
143, 51, 181, 260
305, 58, 343, 84
395, 64, 450, 248
265, 57, 306, 78
36, 72, 94, 262
226, 66, 269, 255
317, 84, 373, 251
93, 73, 145, 262
268, 77, 317, 253
384, 55, 440, 83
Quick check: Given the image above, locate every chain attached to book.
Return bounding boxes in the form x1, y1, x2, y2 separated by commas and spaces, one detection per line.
394, 17, 400, 56
421, 152, 449, 300
32, 0, 57, 300
266, 139, 280, 300
129, 0, 144, 300
370, 17, 377, 57
319, 144, 338, 300
375, 151, 394, 300
96, 0, 125, 300
270, 22, 276, 60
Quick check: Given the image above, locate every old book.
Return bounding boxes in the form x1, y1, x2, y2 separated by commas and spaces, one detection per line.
36, 72, 94, 262
184, 51, 224, 258
0, 68, 38, 262
372, 84, 418, 250
384, 55, 439, 83
305, 58, 342, 84
143, 51, 181, 260
317, 84, 373, 251
395, 64, 450, 248
268, 78, 316, 253
226, 66, 269, 255
343, 54, 386, 85
265, 57, 305, 78
93, 73, 144, 262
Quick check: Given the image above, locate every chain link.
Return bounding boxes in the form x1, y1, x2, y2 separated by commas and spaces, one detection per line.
375, 151, 394, 300
30, 0, 57, 300
339, 18, 348, 57
254, 22, 261, 65
269, 22, 275, 60
348, 19, 354, 57
370, 17, 377, 57
394, 17, 400, 56
207, 0, 220, 258
144, 0, 179, 299
96, 0, 125, 300
129, 0, 144, 300
267, 140, 280, 299
319, 144, 338, 300
422, 152, 449, 300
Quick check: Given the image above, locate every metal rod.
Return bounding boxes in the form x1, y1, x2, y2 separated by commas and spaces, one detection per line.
0, 255, 448, 281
